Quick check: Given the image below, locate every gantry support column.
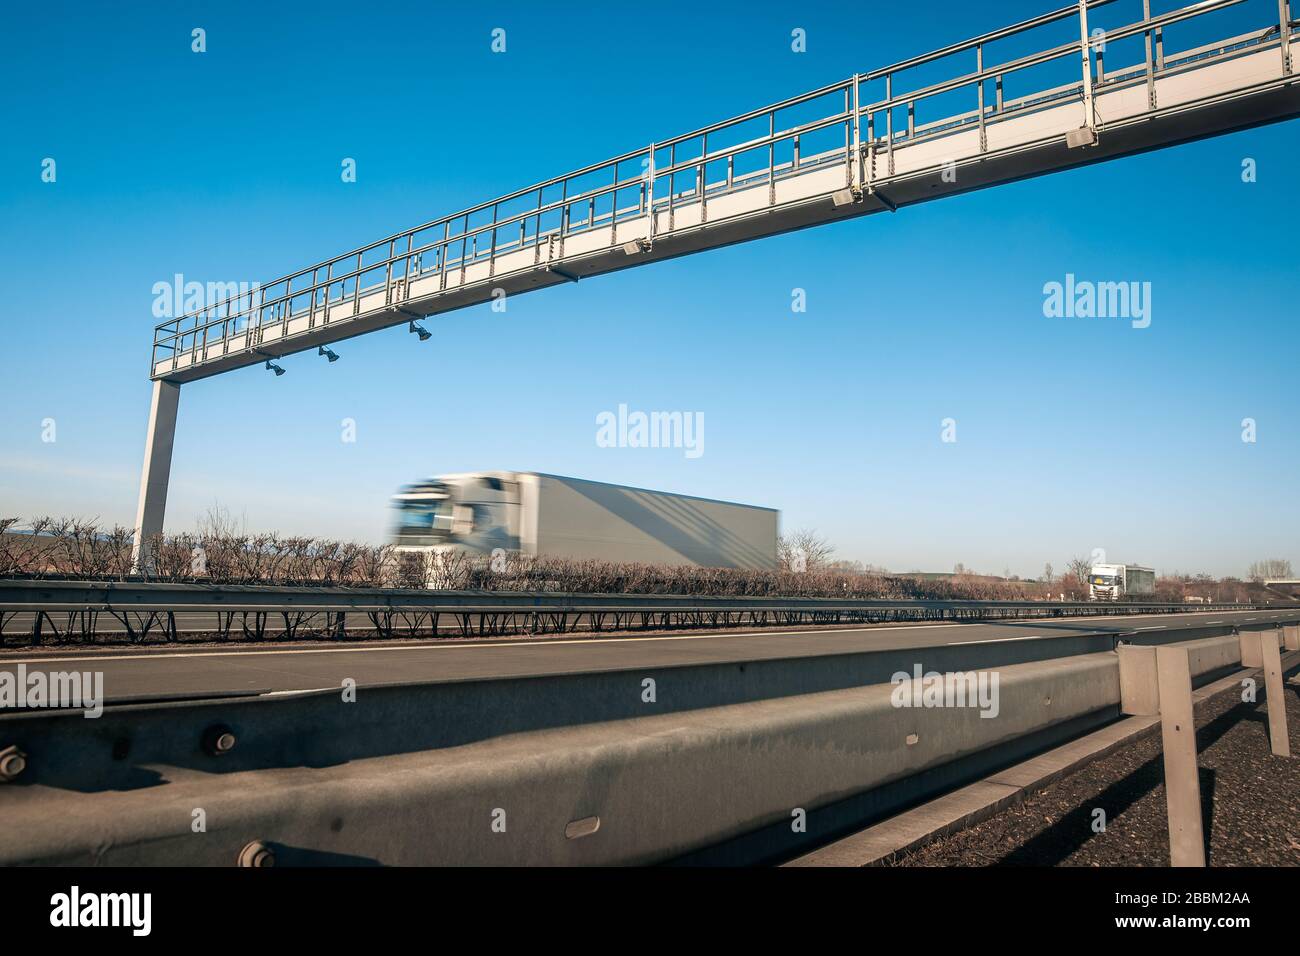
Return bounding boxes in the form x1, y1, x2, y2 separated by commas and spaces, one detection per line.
131, 379, 181, 573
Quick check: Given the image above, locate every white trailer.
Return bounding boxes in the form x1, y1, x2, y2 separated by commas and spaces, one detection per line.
1089, 564, 1156, 602
391, 471, 778, 576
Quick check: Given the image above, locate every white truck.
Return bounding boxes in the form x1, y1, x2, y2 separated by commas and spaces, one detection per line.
1089, 563, 1156, 602
390, 471, 778, 579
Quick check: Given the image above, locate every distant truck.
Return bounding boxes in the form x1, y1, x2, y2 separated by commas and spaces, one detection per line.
1089, 563, 1156, 601
390, 471, 778, 583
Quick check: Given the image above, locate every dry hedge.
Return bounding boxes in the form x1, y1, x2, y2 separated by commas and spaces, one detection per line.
0, 516, 1056, 600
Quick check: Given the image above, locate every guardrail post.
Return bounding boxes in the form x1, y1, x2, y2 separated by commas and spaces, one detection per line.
131, 379, 182, 574
1155, 644, 1206, 867
1241, 626, 1291, 757
1118, 643, 1159, 715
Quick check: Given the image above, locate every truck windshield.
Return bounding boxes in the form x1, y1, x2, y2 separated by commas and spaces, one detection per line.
1091, 575, 1117, 586
393, 498, 453, 543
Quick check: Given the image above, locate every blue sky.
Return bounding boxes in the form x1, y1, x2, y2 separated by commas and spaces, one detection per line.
1, 0, 1296, 578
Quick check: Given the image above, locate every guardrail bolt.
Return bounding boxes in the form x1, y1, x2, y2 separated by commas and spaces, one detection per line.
238, 840, 275, 868
202, 724, 237, 757
0, 745, 28, 783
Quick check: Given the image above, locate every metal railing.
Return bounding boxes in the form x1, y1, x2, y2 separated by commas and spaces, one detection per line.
0, 579, 1289, 644
150, 0, 1294, 377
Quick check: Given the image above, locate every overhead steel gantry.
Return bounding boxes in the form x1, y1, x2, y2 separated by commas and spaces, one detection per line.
133, 0, 1299, 567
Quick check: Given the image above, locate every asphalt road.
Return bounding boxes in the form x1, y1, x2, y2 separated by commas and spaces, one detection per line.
1, 609, 1293, 704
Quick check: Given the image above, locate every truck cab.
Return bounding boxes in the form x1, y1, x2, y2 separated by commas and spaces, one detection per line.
391, 475, 520, 552
1089, 564, 1124, 601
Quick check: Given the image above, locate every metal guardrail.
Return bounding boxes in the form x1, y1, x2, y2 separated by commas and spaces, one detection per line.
4, 623, 1297, 866
0, 579, 1287, 644
150, 0, 1294, 380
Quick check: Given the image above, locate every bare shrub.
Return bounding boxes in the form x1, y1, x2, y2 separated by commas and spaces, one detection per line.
356, 544, 395, 587
0, 517, 53, 575
18, 517, 134, 579
1066, 556, 1092, 586
152, 532, 199, 582
778, 529, 835, 572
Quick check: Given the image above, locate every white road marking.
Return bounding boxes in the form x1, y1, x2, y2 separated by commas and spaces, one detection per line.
262, 687, 336, 697
1138, 626, 1166, 630
946, 635, 1043, 646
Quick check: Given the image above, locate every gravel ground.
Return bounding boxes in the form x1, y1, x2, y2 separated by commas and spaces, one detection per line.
887, 677, 1300, 866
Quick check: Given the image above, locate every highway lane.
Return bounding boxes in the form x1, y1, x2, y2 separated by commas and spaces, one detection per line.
1, 609, 1294, 703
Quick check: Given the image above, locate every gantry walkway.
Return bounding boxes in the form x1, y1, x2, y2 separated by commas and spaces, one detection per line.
150, 0, 1299, 384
